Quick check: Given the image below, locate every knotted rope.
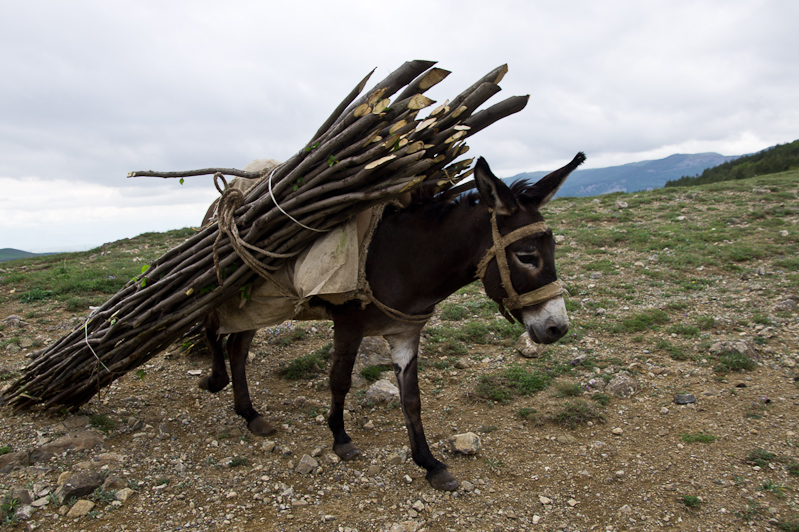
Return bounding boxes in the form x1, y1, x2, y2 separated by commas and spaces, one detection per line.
212, 173, 299, 296
356, 204, 435, 325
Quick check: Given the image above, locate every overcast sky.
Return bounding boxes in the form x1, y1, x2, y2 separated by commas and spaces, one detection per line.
2, 0, 797, 252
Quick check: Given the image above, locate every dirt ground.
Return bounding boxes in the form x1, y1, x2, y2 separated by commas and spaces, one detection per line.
1, 282, 798, 532
2, 180, 799, 531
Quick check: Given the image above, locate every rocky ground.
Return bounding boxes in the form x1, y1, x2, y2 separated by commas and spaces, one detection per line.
1, 175, 798, 531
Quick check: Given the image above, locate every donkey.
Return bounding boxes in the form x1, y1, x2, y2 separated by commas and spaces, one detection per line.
199, 153, 585, 491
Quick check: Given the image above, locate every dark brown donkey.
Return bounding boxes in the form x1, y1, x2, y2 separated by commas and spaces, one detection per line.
199, 153, 585, 491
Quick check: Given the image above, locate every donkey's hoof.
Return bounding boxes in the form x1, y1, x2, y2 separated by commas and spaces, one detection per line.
248, 416, 277, 437
333, 442, 360, 461
427, 468, 458, 492
198, 376, 229, 393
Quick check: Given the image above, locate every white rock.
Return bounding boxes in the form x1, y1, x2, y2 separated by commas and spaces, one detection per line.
364, 380, 400, 404
450, 432, 481, 455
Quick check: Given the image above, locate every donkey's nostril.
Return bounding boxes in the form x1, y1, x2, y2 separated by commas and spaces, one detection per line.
545, 319, 569, 341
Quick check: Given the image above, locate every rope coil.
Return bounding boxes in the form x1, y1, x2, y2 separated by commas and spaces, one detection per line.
212, 173, 298, 296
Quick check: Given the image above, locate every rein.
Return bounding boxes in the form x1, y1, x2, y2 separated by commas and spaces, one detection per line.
475, 210, 565, 322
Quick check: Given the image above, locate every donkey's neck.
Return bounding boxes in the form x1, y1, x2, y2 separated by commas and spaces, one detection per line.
367, 202, 491, 316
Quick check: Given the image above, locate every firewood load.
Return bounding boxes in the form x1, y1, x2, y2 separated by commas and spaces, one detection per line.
2, 60, 529, 410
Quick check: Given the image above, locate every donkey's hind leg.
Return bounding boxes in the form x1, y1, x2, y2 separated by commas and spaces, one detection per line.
228, 330, 277, 437
327, 320, 364, 461
198, 312, 230, 393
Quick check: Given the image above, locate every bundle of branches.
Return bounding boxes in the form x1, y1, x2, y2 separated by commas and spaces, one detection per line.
3, 59, 529, 410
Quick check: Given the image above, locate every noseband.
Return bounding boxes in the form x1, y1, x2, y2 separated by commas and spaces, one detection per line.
475, 210, 565, 322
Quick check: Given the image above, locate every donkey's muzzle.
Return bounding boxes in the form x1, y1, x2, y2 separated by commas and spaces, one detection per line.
540, 316, 569, 344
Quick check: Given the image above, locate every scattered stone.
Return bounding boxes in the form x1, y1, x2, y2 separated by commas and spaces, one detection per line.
571, 354, 587, 365
0, 451, 31, 474
31, 497, 50, 508
773, 298, 798, 312
673, 394, 697, 405
54, 470, 105, 505
102, 475, 128, 491
31, 430, 104, 463
296, 454, 319, 475
619, 504, 632, 514
14, 504, 35, 521
450, 432, 481, 455
354, 337, 392, 374
412, 500, 425, 512
568, 498, 578, 507
387, 452, 403, 465
615, 200, 628, 209
115, 488, 136, 502
557, 434, 577, 444
364, 380, 400, 404
1, 315, 27, 328
539, 495, 552, 505
66, 499, 95, 518
454, 358, 471, 369
515, 333, 547, 358
612, 428, 623, 436
460, 480, 475, 492
660, 407, 669, 415
709, 340, 756, 359
606, 373, 637, 398
11, 488, 33, 506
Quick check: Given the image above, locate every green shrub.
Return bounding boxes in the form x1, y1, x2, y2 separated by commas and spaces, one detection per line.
681, 494, 701, 508
681, 432, 716, 443
550, 400, 605, 429
714, 351, 756, 373
611, 309, 669, 333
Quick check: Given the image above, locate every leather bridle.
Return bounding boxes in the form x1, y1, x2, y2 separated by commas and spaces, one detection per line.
475, 210, 566, 322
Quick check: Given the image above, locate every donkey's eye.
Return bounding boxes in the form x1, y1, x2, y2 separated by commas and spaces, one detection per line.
516, 251, 541, 269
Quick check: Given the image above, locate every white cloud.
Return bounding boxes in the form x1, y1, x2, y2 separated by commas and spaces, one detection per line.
1, 0, 797, 250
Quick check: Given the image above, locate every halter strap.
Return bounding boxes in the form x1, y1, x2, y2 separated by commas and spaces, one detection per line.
475, 210, 565, 316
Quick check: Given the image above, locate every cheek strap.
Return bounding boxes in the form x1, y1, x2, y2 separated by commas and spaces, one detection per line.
475, 211, 565, 318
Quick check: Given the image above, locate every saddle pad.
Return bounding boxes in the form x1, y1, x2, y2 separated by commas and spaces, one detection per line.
215, 209, 374, 334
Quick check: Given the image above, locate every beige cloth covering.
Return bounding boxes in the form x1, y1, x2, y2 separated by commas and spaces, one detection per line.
215, 208, 375, 334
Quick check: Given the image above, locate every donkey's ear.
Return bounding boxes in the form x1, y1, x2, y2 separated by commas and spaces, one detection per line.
474, 157, 519, 216
528, 152, 586, 208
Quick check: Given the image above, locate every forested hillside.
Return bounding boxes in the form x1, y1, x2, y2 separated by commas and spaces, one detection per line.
666, 139, 799, 187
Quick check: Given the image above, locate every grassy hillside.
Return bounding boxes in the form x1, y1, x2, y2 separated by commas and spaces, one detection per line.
0, 228, 194, 312
0, 248, 38, 263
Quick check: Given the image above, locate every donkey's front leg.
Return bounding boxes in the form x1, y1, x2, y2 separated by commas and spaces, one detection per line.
327, 325, 363, 461
385, 330, 458, 492
228, 330, 276, 437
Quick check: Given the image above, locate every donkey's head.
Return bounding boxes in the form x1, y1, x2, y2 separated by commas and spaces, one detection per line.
474, 153, 585, 344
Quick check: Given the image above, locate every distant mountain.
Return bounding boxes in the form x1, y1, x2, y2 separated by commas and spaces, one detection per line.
0, 248, 37, 263
665, 139, 799, 187
508, 152, 740, 198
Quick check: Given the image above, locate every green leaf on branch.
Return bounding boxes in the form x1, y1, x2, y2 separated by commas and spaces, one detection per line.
328, 155, 339, 167
305, 143, 319, 152
239, 285, 252, 303
179, 178, 184, 185
135, 369, 146, 381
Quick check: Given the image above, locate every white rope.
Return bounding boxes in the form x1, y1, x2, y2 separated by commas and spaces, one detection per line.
85, 307, 111, 373
267, 168, 330, 233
